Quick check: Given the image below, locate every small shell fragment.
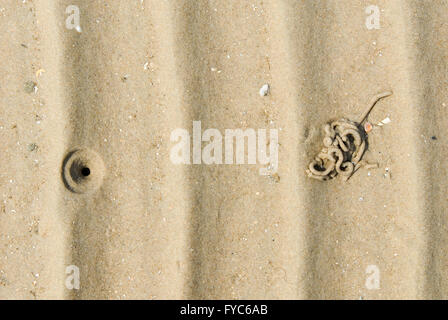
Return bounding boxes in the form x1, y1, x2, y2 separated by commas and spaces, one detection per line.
259, 84, 270, 97
35, 69, 46, 78
377, 117, 391, 126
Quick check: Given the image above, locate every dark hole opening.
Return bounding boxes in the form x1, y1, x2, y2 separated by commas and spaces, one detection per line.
81, 167, 91, 177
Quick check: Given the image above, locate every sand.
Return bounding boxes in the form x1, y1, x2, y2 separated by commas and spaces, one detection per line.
0, 0, 447, 299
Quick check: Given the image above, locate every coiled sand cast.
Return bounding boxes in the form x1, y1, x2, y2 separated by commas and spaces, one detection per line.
306, 91, 392, 182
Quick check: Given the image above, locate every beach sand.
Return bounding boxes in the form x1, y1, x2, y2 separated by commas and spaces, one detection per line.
0, 0, 447, 299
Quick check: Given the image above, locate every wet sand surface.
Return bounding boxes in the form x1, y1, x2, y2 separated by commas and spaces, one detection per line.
0, 0, 447, 299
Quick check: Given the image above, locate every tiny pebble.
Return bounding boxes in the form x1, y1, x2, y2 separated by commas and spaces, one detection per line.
28, 143, 38, 152
24, 81, 37, 94
364, 122, 373, 133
